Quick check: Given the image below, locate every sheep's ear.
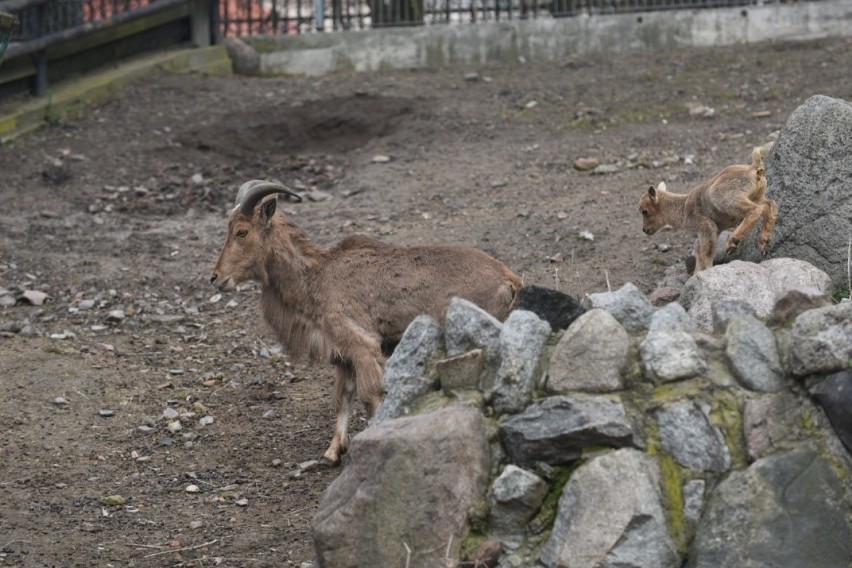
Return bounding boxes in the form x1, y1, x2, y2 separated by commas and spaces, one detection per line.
648, 185, 657, 201
657, 181, 667, 192
260, 195, 277, 225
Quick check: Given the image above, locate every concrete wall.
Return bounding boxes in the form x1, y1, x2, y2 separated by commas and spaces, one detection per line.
247, 0, 852, 76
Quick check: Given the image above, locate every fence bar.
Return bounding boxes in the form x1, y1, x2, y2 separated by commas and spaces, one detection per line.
5, 0, 186, 59
314, 0, 323, 30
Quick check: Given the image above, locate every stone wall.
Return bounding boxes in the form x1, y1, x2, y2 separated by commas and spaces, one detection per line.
313, 268, 852, 567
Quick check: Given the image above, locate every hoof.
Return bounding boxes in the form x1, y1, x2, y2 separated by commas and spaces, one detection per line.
319, 456, 341, 468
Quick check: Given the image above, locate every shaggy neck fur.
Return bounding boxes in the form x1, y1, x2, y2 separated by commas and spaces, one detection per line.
258, 216, 333, 362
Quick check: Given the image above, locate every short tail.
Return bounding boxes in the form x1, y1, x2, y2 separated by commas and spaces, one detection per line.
751, 146, 767, 194
751, 145, 765, 174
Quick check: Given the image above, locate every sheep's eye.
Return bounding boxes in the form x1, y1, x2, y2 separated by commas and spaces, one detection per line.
641, 210, 649, 217
236, 229, 248, 238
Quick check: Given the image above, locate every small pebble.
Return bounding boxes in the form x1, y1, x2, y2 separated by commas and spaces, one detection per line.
185, 484, 200, 493
98, 409, 115, 417
102, 495, 126, 506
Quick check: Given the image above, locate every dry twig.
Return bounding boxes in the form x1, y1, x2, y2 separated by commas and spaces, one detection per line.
143, 539, 219, 558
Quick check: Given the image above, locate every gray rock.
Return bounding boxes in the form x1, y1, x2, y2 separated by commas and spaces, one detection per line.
810, 369, 852, 455
223, 37, 260, 75
372, 375, 436, 424
436, 349, 485, 393
742, 394, 802, 461
382, 315, 444, 387
501, 395, 639, 466
488, 465, 549, 533
640, 331, 707, 383
680, 259, 832, 332
683, 479, 706, 528
314, 406, 489, 568
445, 297, 503, 358
656, 401, 731, 472
711, 299, 758, 334
20, 290, 48, 305
649, 302, 693, 334
547, 309, 628, 394
687, 452, 851, 568
488, 310, 551, 415
540, 448, 679, 568
649, 286, 682, 306
374, 315, 443, 423
725, 315, 784, 393
587, 282, 654, 334
768, 285, 832, 327
106, 309, 125, 323
789, 301, 852, 377
735, 95, 852, 288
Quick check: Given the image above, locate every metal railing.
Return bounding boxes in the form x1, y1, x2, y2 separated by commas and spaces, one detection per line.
218, 0, 806, 35
0, 0, 824, 99
0, 10, 15, 63
0, 0, 211, 96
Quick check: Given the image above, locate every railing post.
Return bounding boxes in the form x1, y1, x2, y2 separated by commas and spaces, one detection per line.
209, 0, 219, 44
30, 1, 46, 96
314, 0, 323, 31
190, 0, 211, 46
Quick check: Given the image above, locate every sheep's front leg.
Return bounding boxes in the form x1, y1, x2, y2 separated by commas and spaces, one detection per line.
321, 362, 356, 467
695, 219, 718, 272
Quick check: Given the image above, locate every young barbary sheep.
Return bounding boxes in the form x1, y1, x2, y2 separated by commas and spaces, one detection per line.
211, 180, 522, 466
639, 145, 777, 272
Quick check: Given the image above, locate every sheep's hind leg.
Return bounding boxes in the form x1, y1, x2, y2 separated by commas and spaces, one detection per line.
695, 219, 718, 272
757, 199, 778, 254
320, 362, 356, 467
725, 199, 763, 255
351, 346, 385, 419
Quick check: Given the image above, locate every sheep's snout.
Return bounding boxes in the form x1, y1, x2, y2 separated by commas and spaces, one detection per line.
643, 227, 653, 235
210, 273, 233, 291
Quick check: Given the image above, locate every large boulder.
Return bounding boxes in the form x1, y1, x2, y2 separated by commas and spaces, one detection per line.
487, 310, 551, 414
501, 395, 640, 466
679, 259, 832, 332
314, 406, 489, 567
540, 448, 679, 568
687, 452, 851, 568
810, 369, 852, 455
789, 301, 852, 377
736, 95, 852, 287
547, 309, 629, 393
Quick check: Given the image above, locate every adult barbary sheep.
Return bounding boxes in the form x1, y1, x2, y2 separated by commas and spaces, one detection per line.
211, 180, 522, 466
639, 145, 777, 272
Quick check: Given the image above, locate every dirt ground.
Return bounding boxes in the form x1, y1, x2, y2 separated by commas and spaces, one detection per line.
1, 35, 851, 567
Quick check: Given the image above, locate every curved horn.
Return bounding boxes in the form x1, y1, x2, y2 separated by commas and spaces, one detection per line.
234, 180, 267, 208
235, 180, 302, 216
